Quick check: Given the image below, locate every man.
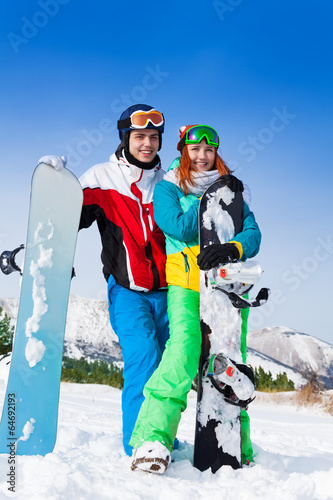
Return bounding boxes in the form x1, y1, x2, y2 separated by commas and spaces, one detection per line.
79, 104, 169, 456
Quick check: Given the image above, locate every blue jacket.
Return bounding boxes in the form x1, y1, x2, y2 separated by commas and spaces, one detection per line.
153, 170, 261, 292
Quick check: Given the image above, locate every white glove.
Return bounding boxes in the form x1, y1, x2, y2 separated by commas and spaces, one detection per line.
38, 155, 67, 171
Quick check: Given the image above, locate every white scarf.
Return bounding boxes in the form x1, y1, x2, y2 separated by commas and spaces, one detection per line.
163, 168, 221, 197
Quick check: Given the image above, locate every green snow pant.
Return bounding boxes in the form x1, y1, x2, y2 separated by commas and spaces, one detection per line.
130, 287, 253, 461
130, 285, 201, 452
240, 300, 253, 463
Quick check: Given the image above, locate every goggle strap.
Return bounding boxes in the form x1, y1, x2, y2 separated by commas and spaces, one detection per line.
117, 117, 132, 130
117, 116, 164, 130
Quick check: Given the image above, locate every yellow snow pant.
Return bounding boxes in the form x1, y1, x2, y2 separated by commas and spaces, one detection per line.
130, 285, 201, 452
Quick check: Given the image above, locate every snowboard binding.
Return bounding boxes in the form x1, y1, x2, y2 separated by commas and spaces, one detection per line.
206, 261, 270, 309
204, 353, 255, 408
215, 286, 270, 309
0, 244, 24, 275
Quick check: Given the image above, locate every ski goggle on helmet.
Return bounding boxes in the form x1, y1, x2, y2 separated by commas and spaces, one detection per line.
177, 125, 219, 152
117, 109, 164, 131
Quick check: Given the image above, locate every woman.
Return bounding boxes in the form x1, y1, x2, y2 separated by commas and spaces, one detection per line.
130, 124, 261, 473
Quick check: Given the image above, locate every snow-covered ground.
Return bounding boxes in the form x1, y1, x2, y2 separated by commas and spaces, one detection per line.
0, 381, 332, 500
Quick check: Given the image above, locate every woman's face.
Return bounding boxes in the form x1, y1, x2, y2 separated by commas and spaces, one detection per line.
187, 140, 216, 172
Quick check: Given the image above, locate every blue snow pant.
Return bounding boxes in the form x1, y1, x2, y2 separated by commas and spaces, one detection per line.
108, 276, 169, 456
130, 286, 201, 452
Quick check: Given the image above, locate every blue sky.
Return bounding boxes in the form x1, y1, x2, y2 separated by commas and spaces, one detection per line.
1, 0, 332, 344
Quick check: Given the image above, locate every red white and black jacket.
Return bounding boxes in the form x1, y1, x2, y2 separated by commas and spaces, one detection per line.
79, 152, 167, 292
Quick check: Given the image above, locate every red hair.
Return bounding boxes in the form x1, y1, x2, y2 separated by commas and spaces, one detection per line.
177, 145, 231, 195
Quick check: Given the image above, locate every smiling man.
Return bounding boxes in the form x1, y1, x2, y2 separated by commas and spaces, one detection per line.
129, 129, 160, 163
79, 104, 169, 457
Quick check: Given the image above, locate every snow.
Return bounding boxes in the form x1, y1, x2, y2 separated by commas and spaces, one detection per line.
0, 354, 11, 383
0, 381, 332, 499
18, 418, 36, 443
24, 221, 54, 368
25, 336, 46, 368
202, 186, 235, 243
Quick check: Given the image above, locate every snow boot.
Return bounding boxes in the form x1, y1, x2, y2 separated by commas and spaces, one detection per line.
131, 441, 170, 475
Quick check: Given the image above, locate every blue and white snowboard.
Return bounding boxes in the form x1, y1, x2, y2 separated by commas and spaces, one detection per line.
0, 160, 82, 456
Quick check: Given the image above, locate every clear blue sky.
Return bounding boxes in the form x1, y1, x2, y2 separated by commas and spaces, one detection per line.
1, 1, 332, 344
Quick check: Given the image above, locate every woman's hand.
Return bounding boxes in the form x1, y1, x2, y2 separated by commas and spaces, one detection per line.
221, 174, 244, 193
197, 243, 240, 270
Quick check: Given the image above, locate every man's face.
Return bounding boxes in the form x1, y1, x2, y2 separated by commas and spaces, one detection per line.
129, 129, 159, 163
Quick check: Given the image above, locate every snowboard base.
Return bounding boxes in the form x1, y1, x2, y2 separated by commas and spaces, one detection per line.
0, 161, 82, 456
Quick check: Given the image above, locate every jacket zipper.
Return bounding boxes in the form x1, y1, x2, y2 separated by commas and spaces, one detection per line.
181, 252, 190, 272
146, 208, 154, 232
181, 251, 191, 287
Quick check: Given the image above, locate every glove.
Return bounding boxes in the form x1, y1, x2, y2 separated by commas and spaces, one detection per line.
197, 243, 240, 270
38, 155, 67, 171
221, 174, 244, 193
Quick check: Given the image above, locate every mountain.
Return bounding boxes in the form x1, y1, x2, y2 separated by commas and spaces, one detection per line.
247, 327, 333, 389
1, 296, 333, 388
0, 295, 122, 365
246, 348, 305, 388
62, 295, 122, 364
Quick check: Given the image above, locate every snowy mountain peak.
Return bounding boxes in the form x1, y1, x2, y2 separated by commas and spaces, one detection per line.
247, 327, 333, 389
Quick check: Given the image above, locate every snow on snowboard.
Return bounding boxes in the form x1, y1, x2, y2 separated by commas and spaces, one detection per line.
0, 158, 82, 456
193, 178, 268, 473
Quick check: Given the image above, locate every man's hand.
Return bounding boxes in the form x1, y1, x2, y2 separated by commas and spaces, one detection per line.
38, 155, 67, 171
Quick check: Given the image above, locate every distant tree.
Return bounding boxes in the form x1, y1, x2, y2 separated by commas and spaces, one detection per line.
0, 306, 14, 355
191, 365, 295, 393
61, 357, 124, 389
275, 372, 295, 391
253, 366, 274, 391
253, 366, 295, 392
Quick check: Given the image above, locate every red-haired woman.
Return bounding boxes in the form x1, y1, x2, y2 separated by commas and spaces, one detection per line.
130, 125, 261, 473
